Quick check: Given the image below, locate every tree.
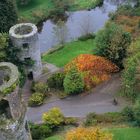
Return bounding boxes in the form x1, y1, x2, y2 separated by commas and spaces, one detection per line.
135, 0, 140, 7
80, 14, 92, 36
50, 0, 73, 18
0, 0, 18, 33
53, 20, 68, 45
66, 127, 112, 140
95, 22, 131, 68
64, 67, 84, 94
65, 54, 119, 89
122, 39, 140, 99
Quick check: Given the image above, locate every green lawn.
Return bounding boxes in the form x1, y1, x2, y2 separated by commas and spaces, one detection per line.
45, 135, 63, 140
17, 0, 53, 22
17, 0, 103, 23
75, 0, 103, 9
111, 127, 140, 140
45, 127, 140, 140
42, 39, 95, 67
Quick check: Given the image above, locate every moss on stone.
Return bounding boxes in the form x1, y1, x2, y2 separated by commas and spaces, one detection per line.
0, 62, 19, 96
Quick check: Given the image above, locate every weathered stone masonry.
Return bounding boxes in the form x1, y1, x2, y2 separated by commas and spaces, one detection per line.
0, 62, 32, 140
9, 23, 42, 80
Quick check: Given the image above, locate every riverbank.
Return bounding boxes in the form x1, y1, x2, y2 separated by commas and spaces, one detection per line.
42, 39, 95, 67
17, 0, 103, 23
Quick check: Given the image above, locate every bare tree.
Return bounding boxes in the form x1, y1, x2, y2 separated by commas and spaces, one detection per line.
53, 20, 68, 45
80, 14, 92, 36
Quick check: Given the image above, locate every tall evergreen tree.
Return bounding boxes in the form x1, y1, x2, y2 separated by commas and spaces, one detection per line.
0, 0, 18, 33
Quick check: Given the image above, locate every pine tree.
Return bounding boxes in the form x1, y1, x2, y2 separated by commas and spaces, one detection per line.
0, 0, 18, 33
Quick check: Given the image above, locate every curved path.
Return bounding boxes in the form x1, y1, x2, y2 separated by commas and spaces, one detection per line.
27, 74, 128, 123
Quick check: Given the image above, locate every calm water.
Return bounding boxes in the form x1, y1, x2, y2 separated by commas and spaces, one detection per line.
38, 0, 134, 53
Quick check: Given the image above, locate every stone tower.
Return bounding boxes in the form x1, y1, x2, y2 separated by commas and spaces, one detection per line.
9, 23, 42, 80
0, 62, 32, 140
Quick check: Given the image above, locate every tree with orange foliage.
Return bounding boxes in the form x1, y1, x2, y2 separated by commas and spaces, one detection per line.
65, 54, 119, 89
66, 127, 112, 140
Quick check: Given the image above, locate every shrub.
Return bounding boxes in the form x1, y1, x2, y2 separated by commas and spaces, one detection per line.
65, 54, 119, 89
50, 0, 73, 20
133, 98, 140, 126
96, 112, 124, 123
29, 123, 52, 140
64, 68, 84, 94
42, 107, 64, 127
32, 82, 49, 95
47, 72, 65, 90
0, 0, 17, 32
122, 39, 140, 99
64, 117, 77, 125
84, 112, 124, 126
66, 127, 112, 140
121, 106, 134, 121
78, 33, 95, 41
28, 93, 45, 107
84, 112, 97, 126
95, 22, 131, 68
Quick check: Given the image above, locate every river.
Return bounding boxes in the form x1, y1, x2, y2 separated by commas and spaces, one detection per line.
38, 0, 135, 53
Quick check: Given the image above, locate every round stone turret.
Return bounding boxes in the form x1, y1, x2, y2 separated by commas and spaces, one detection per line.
9, 23, 42, 80
0, 62, 32, 140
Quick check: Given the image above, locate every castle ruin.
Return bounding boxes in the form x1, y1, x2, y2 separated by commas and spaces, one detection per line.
9, 23, 42, 80
0, 62, 32, 140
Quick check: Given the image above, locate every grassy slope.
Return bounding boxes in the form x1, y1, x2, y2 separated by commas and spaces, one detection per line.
75, 0, 103, 9
42, 39, 95, 67
17, 0, 102, 23
17, 0, 53, 22
110, 128, 140, 140
45, 135, 63, 140
46, 127, 140, 140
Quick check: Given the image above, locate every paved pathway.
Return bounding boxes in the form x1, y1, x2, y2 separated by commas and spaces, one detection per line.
27, 74, 128, 123
37, 63, 60, 82
22, 80, 32, 104
22, 63, 60, 103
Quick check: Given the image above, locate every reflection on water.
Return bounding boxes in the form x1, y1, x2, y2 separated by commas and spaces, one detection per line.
38, 0, 135, 53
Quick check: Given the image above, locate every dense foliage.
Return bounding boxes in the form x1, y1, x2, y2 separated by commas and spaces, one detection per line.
64, 67, 84, 94
95, 22, 131, 68
122, 97, 140, 126
42, 107, 64, 127
29, 82, 49, 106
50, 0, 73, 20
65, 54, 119, 89
110, 4, 140, 39
0, 34, 26, 87
0, 33, 8, 61
84, 112, 124, 126
122, 39, 140, 99
47, 72, 65, 90
133, 98, 140, 126
29, 123, 52, 140
0, 0, 17, 32
66, 127, 112, 140
28, 92, 45, 107
32, 82, 48, 95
